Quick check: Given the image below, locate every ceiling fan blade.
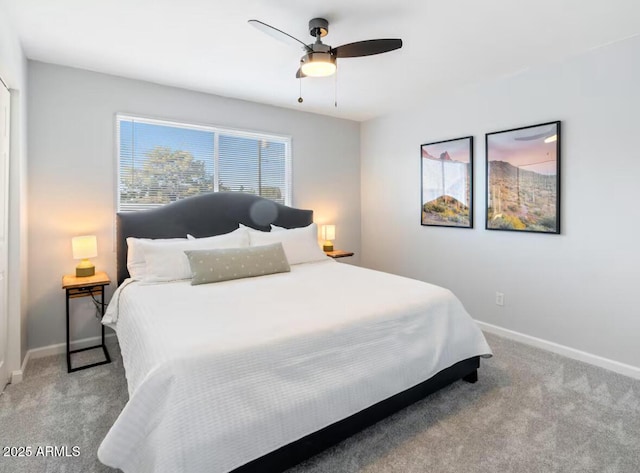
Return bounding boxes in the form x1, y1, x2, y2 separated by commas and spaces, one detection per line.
295, 68, 306, 79
248, 19, 310, 51
332, 39, 402, 58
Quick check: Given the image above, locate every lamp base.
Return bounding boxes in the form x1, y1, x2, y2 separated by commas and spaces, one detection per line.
323, 243, 334, 252
76, 264, 95, 278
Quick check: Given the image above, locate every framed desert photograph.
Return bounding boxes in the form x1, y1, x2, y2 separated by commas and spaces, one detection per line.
486, 121, 560, 233
421, 136, 473, 228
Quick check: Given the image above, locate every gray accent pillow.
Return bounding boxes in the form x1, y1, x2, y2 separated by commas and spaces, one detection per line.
185, 243, 290, 285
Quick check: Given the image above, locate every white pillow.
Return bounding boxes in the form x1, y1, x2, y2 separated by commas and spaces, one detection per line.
126, 237, 186, 280
188, 228, 250, 239
239, 223, 267, 232
249, 223, 327, 265
140, 228, 250, 282
270, 224, 286, 232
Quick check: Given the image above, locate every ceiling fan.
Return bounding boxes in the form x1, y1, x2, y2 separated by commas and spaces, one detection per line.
248, 17, 403, 79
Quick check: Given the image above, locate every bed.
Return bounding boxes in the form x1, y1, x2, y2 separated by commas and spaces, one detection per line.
98, 192, 492, 473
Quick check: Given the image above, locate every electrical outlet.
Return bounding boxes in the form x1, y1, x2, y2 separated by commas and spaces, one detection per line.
495, 292, 504, 306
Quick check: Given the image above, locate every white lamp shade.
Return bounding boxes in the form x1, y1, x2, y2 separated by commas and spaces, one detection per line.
72, 235, 98, 260
321, 225, 336, 241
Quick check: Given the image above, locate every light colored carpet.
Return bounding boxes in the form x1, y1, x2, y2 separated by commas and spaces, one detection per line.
0, 342, 126, 473
1, 333, 639, 473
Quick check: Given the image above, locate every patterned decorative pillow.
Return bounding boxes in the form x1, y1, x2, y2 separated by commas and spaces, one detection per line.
184, 243, 290, 285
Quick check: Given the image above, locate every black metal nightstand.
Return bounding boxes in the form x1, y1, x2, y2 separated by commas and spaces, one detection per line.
62, 271, 111, 373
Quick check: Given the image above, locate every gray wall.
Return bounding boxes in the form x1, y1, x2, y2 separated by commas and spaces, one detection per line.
28, 61, 360, 350
0, 8, 28, 370
361, 35, 640, 368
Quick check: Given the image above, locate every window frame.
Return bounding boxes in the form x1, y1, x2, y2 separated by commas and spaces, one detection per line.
115, 113, 293, 211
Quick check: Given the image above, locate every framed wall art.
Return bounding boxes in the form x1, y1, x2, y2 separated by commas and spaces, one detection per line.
420, 136, 473, 228
485, 121, 560, 234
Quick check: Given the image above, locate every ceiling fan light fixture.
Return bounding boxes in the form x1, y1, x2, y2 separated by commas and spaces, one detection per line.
300, 52, 336, 77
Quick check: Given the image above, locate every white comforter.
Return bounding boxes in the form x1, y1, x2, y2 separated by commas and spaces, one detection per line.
98, 260, 491, 473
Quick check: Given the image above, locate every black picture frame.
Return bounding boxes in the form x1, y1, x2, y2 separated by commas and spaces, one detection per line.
420, 136, 474, 228
485, 121, 561, 234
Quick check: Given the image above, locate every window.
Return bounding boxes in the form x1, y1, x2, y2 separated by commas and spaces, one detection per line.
117, 115, 292, 211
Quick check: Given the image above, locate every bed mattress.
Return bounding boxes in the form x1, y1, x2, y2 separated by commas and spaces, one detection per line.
98, 260, 491, 473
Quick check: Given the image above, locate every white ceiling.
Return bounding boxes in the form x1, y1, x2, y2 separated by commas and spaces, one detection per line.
3, 0, 640, 121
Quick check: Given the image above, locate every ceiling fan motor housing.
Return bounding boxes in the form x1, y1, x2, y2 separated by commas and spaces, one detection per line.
310, 42, 330, 53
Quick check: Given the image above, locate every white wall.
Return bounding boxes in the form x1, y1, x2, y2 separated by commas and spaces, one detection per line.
28, 61, 360, 350
361, 36, 640, 368
0, 6, 28, 373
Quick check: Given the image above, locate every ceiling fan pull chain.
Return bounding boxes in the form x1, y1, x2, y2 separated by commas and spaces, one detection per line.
298, 77, 304, 103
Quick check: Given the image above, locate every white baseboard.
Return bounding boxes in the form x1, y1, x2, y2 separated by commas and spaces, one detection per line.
11, 333, 116, 384
27, 333, 117, 360
12, 333, 117, 382
476, 320, 640, 380
9, 353, 29, 384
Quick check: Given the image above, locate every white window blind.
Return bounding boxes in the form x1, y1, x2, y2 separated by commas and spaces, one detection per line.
117, 115, 292, 211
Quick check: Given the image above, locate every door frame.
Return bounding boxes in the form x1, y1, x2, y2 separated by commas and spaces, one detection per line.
0, 78, 11, 390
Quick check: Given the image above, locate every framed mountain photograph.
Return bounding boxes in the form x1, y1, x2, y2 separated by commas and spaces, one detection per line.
421, 136, 473, 228
485, 121, 561, 234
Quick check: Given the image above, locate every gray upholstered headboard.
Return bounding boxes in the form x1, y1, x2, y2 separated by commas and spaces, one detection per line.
116, 192, 313, 285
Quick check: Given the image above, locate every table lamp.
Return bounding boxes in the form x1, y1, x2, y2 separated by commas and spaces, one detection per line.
72, 235, 97, 277
321, 224, 335, 252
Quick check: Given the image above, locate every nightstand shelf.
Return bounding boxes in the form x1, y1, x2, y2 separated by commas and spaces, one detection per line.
325, 250, 354, 259
62, 271, 111, 373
